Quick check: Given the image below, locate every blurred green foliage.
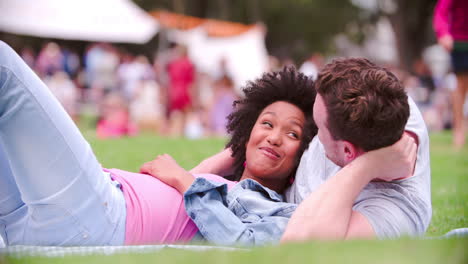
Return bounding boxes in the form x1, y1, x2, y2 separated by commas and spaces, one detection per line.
133, 0, 438, 68
133, 0, 362, 61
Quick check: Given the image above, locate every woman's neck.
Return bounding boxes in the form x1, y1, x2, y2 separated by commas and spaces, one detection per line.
240, 171, 288, 194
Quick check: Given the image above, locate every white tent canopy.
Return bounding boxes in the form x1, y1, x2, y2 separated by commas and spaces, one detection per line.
167, 25, 269, 94
0, 0, 158, 44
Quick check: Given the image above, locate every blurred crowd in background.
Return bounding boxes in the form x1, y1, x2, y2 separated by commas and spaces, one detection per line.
14, 40, 465, 140
20, 41, 240, 139
0, 0, 465, 145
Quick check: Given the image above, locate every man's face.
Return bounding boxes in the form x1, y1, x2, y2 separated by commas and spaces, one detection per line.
313, 94, 347, 167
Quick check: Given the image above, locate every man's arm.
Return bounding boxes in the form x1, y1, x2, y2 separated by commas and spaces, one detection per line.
281, 134, 417, 242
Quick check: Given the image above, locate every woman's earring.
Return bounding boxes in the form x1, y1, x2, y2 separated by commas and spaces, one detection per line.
243, 161, 246, 167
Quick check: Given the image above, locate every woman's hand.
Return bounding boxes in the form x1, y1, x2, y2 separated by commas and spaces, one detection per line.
140, 154, 195, 193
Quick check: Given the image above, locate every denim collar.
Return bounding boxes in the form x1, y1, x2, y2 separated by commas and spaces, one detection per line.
236, 179, 285, 202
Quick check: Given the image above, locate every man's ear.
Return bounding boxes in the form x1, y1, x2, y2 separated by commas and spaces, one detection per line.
342, 141, 362, 163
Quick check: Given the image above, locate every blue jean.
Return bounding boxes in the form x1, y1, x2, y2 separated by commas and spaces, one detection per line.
0, 41, 126, 246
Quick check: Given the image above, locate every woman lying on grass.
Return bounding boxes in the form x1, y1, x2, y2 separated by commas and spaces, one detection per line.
139, 68, 317, 246
0, 40, 316, 247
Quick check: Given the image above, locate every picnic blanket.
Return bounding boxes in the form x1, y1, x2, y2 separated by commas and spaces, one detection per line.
0, 244, 242, 257
1, 228, 466, 257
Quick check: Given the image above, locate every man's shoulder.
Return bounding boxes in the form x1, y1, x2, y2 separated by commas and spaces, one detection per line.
405, 96, 429, 146
287, 96, 430, 204
356, 96, 431, 204
286, 137, 340, 203
403, 96, 431, 196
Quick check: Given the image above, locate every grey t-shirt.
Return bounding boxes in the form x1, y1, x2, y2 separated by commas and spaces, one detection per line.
285, 97, 432, 238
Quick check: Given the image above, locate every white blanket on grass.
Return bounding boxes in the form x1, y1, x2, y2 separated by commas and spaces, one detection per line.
0, 244, 242, 257
1, 228, 466, 257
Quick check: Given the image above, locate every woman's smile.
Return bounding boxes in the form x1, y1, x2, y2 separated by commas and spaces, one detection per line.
259, 147, 281, 160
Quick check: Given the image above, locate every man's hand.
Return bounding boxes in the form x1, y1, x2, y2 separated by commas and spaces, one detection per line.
362, 132, 418, 182
140, 154, 194, 193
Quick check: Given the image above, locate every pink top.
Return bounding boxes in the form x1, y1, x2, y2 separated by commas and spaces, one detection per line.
433, 0, 468, 41
167, 56, 194, 111
106, 169, 236, 245
96, 110, 138, 139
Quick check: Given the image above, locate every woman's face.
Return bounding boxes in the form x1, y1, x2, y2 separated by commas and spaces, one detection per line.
242, 101, 305, 189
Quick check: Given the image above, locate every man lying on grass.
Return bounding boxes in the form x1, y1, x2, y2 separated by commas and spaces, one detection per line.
192, 58, 431, 241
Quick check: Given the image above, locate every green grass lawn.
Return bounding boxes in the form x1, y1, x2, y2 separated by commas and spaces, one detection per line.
3, 129, 467, 263
427, 132, 468, 236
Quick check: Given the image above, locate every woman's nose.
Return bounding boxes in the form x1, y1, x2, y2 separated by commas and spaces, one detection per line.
267, 130, 282, 146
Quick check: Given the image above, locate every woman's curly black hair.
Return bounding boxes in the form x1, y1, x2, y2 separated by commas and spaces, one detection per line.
225, 67, 318, 181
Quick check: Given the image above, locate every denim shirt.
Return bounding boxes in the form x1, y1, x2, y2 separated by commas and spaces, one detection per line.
184, 178, 297, 246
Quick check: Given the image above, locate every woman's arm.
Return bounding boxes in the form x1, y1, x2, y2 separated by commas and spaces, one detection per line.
189, 148, 235, 176
141, 155, 290, 246
140, 154, 195, 193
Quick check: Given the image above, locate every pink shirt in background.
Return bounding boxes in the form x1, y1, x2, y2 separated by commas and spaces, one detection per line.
106, 169, 236, 245
433, 0, 468, 41
96, 110, 138, 139
167, 56, 194, 112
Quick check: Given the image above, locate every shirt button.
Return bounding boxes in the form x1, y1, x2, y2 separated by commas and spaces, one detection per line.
190, 213, 196, 220
83, 233, 88, 239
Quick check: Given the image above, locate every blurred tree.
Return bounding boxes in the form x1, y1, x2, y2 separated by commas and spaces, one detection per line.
390, 0, 438, 72
359, 0, 438, 72
217, 0, 231, 20
173, 0, 185, 14
133, 0, 438, 68
259, 0, 361, 61
133, 0, 361, 62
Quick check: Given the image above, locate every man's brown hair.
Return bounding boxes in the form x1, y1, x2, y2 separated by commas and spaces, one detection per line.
315, 58, 409, 151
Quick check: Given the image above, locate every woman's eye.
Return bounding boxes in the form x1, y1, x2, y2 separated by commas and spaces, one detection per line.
262, 121, 273, 128
288, 132, 299, 139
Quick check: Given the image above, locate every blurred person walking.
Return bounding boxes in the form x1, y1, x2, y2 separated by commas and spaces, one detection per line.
130, 78, 164, 133
62, 48, 81, 80
44, 71, 79, 122
118, 55, 154, 101
167, 45, 195, 136
209, 75, 237, 136
35, 42, 63, 78
84, 43, 119, 103
96, 92, 137, 139
299, 53, 324, 81
20, 47, 35, 69
434, 0, 468, 149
